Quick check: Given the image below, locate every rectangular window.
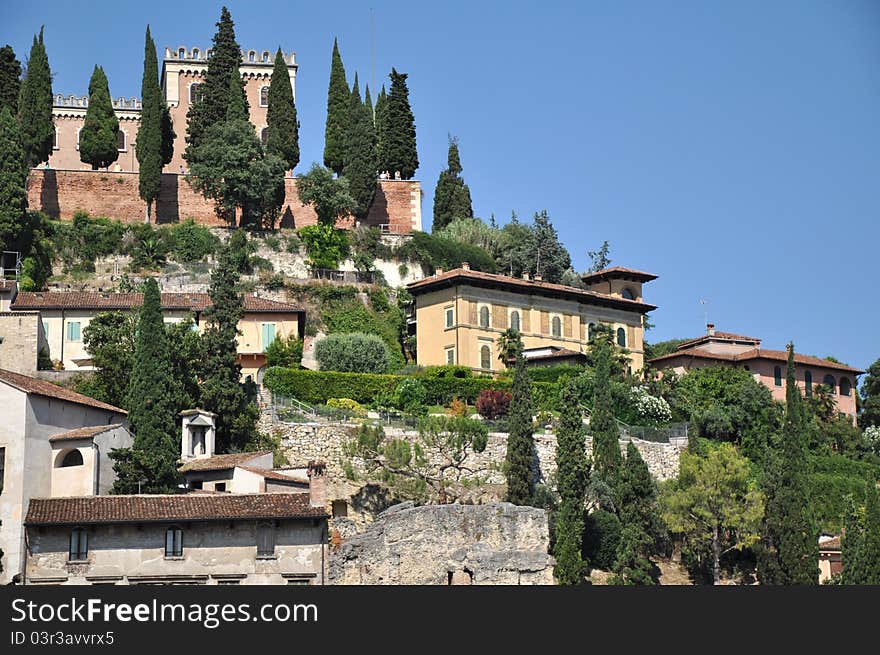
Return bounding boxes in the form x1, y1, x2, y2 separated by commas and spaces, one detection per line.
0, 447, 5, 494
257, 523, 276, 557
66, 321, 81, 342
445, 307, 454, 329
215, 482, 226, 492
69, 529, 88, 561
286, 578, 311, 585
42, 320, 49, 338
165, 528, 183, 558
261, 323, 276, 351
445, 347, 455, 365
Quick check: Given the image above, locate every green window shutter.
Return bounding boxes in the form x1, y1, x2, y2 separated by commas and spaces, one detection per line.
67, 322, 81, 342
262, 323, 276, 351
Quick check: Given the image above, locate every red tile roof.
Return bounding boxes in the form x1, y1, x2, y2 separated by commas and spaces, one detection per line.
648, 346, 864, 374
408, 268, 656, 313
49, 424, 125, 442
819, 536, 841, 551
580, 266, 659, 284
676, 331, 762, 350
178, 451, 273, 473
0, 279, 16, 291
11, 291, 303, 314
25, 493, 328, 525
0, 368, 126, 414
523, 347, 587, 363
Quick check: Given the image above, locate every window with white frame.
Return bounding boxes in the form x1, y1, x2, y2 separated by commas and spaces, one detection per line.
480, 344, 491, 370
479, 305, 490, 328
445, 307, 454, 329
445, 347, 455, 365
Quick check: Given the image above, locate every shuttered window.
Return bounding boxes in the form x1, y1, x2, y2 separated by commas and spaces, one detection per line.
257, 522, 276, 557
261, 323, 276, 351
67, 321, 81, 342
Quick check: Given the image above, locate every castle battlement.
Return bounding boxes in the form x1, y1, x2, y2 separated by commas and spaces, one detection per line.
163, 46, 296, 68
53, 94, 142, 111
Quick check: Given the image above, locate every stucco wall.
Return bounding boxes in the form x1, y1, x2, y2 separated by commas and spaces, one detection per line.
0, 385, 28, 585
0, 312, 45, 375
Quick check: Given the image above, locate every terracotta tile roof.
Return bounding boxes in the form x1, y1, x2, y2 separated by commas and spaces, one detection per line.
178, 451, 273, 473
408, 268, 656, 313
580, 266, 659, 284
819, 535, 841, 551
676, 331, 762, 349
0, 279, 16, 291
11, 291, 303, 314
0, 368, 126, 414
25, 493, 328, 525
49, 424, 125, 442
239, 466, 309, 484
523, 347, 587, 362
648, 346, 864, 374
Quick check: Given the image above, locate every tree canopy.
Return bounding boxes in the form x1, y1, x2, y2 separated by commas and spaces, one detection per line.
79, 65, 119, 170
432, 137, 473, 231
137, 26, 163, 221
323, 38, 349, 175
18, 28, 54, 168
266, 48, 299, 172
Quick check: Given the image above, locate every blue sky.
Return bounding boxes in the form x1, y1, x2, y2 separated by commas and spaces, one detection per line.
2, 0, 878, 373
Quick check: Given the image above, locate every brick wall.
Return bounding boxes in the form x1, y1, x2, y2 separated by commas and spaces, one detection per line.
28, 169, 422, 232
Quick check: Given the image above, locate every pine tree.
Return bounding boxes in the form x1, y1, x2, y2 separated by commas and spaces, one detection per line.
381, 68, 418, 179
323, 38, 349, 175
553, 379, 589, 584
184, 6, 246, 164
266, 48, 299, 172
610, 443, 659, 585
79, 65, 119, 170
199, 240, 259, 451
432, 136, 473, 231
850, 483, 880, 584
532, 210, 572, 283
111, 279, 180, 493
375, 85, 388, 174
591, 324, 622, 484
757, 343, 819, 584
0, 106, 27, 253
505, 348, 535, 505
137, 26, 162, 222
343, 73, 378, 220
0, 45, 22, 114
17, 28, 53, 168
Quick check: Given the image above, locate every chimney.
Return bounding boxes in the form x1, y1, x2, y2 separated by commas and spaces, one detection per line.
436, 266, 444, 276
461, 261, 470, 271
522, 272, 530, 281
308, 461, 327, 508
707, 323, 715, 336
534, 273, 543, 282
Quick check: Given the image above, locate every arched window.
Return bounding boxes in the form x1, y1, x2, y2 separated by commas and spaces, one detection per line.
117, 129, 126, 151
192, 48, 200, 59
69, 527, 88, 561
479, 306, 490, 328
480, 345, 491, 370
823, 374, 836, 393
60, 449, 83, 467
257, 522, 275, 557
165, 526, 183, 557
262, 51, 270, 62
178, 47, 185, 59
551, 316, 562, 338
774, 366, 782, 387
248, 51, 256, 62
805, 371, 812, 398
510, 310, 520, 333
260, 85, 270, 107
260, 127, 269, 146
622, 287, 635, 300
616, 327, 626, 347
189, 83, 203, 105
206, 48, 213, 59
840, 377, 851, 397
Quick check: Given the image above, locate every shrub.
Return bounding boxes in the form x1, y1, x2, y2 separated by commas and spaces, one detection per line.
527, 364, 586, 383
315, 332, 392, 373
264, 335, 303, 368
263, 273, 285, 290
264, 368, 398, 405
809, 454, 879, 532
168, 219, 220, 263
326, 398, 367, 417
423, 365, 472, 379
264, 235, 282, 252
476, 389, 512, 419
251, 255, 274, 273
583, 509, 622, 571
394, 230, 497, 274
631, 386, 673, 425
298, 224, 350, 270
395, 377, 428, 414
865, 426, 880, 457
449, 397, 469, 417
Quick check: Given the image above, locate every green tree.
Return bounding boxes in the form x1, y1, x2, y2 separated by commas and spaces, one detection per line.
432, 136, 473, 231
380, 68, 418, 179
591, 325, 622, 484
79, 65, 119, 170
343, 74, 378, 220
840, 494, 864, 584
160, 103, 175, 166
495, 213, 535, 277
185, 6, 246, 163
849, 483, 880, 584
315, 332, 392, 374
199, 243, 258, 452
265, 334, 303, 368
859, 358, 880, 429
323, 38, 349, 175
296, 163, 356, 226
610, 443, 660, 585
531, 210, 571, 283
111, 279, 179, 493
266, 48, 299, 172
0, 45, 21, 114
136, 26, 162, 222
587, 241, 612, 273
661, 444, 764, 584
17, 28, 54, 168
164, 318, 203, 413
374, 85, 388, 171
0, 106, 27, 253
757, 344, 820, 585
81, 311, 137, 409
554, 379, 590, 584
505, 343, 535, 505
434, 217, 499, 256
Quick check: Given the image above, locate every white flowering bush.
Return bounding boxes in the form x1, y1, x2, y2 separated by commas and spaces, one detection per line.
631, 386, 672, 424
864, 425, 880, 456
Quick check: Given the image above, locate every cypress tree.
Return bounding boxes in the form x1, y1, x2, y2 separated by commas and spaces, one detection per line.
185, 6, 246, 164
226, 65, 248, 123
610, 443, 659, 585
160, 104, 175, 166
591, 325, 622, 484
137, 26, 162, 222
375, 85, 388, 174
757, 343, 819, 584
841, 494, 864, 584
266, 48, 299, 172
505, 350, 535, 505
364, 84, 374, 124
343, 73, 377, 220
323, 38, 349, 175
553, 379, 589, 584
199, 240, 259, 452
17, 28, 53, 168
432, 136, 473, 231
79, 65, 119, 170
0, 106, 27, 253
111, 278, 179, 493
0, 45, 22, 114
382, 68, 418, 179
850, 483, 880, 584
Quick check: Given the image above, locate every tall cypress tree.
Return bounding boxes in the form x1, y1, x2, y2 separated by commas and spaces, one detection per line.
111, 278, 179, 494
266, 48, 299, 172
323, 38, 349, 175
591, 325, 622, 484
0, 45, 22, 114
17, 28, 53, 168
185, 6, 246, 164
375, 85, 388, 174
505, 349, 535, 505
610, 443, 660, 585
226, 66, 248, 123
432, 136, 473, 231
553, 379, 589, 584
160, 104, 175, 167
137, 26, 162, 222
79, 65, 119, 170
343, 73, 377, 220
381, 68, 418, 179
757, 343, 819, 584
0, 106, 27, 253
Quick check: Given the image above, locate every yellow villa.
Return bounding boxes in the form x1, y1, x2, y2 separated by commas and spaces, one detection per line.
406, 264, 657, 375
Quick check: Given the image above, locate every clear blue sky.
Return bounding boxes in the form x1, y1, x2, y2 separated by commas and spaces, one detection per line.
3, 0, 879, 373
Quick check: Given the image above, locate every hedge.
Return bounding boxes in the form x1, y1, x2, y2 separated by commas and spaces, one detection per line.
808, 454, 880, 532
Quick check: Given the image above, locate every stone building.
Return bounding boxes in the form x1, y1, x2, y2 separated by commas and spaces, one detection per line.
0, 311, 48, 375
407, 264, 656, 375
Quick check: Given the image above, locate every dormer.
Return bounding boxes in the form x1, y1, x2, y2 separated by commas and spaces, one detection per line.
580, 266, 657, 302
180, 409, 217, 462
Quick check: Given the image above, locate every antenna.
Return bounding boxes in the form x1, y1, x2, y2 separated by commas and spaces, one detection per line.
699, 299, 708, 328
370, 7, 375, 105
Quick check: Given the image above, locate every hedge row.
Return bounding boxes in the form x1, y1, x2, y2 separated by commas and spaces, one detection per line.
808, 455, 880, 533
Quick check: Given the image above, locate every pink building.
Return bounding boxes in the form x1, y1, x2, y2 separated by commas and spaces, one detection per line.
648, 325, 863, 419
